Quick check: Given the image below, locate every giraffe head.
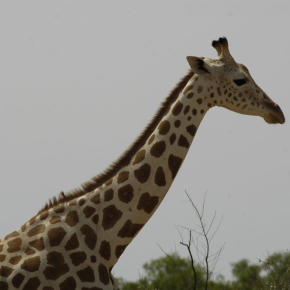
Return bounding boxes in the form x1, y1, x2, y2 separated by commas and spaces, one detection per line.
187, 37, 285, 124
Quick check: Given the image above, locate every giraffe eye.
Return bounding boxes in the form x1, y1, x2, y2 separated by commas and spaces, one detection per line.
233, 79, 247, 86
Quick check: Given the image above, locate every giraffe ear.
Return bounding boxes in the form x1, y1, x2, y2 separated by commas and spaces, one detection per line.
186, 56, 211, 75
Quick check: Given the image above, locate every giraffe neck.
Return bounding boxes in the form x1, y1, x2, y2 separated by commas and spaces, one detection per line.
0, 73, 212, 289
84, 73, 211, 269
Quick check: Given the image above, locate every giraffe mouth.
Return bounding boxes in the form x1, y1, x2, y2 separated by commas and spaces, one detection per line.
263, 102, 285, 124
264, 113, 285, 124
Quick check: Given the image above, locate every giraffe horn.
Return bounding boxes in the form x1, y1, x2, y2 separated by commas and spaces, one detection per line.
212, 37, 230, 57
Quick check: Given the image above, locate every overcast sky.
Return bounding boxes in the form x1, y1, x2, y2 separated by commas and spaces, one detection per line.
0, 1, 289, 283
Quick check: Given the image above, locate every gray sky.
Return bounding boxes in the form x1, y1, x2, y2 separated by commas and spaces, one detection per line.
0, 1, 289, 282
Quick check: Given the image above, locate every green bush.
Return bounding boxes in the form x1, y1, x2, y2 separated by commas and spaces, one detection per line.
118, 251, 290, 290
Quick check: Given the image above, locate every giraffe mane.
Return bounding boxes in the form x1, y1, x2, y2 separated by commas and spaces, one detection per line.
38, 69, 194, 214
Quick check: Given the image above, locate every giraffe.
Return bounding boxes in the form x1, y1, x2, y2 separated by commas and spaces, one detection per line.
0, 37, 285, 290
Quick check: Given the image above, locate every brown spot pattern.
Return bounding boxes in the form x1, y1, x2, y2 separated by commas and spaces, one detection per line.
69, 199, 77, 206
150, 141, 166, 158
92, 214, 99, 225
172, 101, 183, 116
77, 266, 95, 282
49, 216, 61, 224
115, 245, 127, 259
47, 227, 66, 247
158, 120, 171, 135
168, 154, 183, 179
69, 251, 87, 266
80, 224, 97, 250
90, 194, 101, 205
174, 120, 181, 128
118, 184, 134, 204
23, 277, 41, 290
44, 251, 69, 280
0, 255, 5, 262
178, 135, 190, 148
47, 251, 65, 266
59, 277, 77, 290
137, 192, 159, 214
65, 210, 79, 227
54, 204, 65, 214
102, 205, 123, 230
104, 189, 114, 201
91, 255, 97, 263
118, 220, 143, 238
0, 266, 13, 277
25, 248, 36, 255
27, 224, 45, 237
98, 263, 110, 285
9, 255, 22, 265
99, 240, 111, 261
5, 231, 19, 240
192, 108, 197, 116
12, 273, 25, 288
187, 92, 194, 99
79, 198, 86, 206
183, 105, 190, 115
105, 178, 113, 186
83, 206, 96, 218
169, 133, 176, 145
133, 149, 146, 165
147, 134, 155, 145
0, 282, 8, 290
29, 237, 45, 252
29, 217, 36, 225
117, 171, 129, 184
155, 167, 166, 187
197, 86, 203, 93
186, 124, 197, 137
65, 233, 79, 251
7, 238, 22, 253
134, 163, 151, 183
21, 256, 40, 272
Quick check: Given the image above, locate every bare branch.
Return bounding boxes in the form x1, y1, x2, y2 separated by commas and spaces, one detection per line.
209, 214, 224, 243
180, 191, 224, 290
201, 190, 208, 219
178, 225, 203, 236
206, 211, 217, 236
175, 224, 184, 243
180, 231, 197, 290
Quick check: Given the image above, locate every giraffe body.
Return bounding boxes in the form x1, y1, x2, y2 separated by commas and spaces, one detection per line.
0, 38, 285, 289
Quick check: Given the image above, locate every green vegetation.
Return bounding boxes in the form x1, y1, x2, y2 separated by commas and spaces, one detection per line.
117, 251, 290, 290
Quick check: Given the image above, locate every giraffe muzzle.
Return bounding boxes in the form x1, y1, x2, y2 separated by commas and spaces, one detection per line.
263, 101, 285, 124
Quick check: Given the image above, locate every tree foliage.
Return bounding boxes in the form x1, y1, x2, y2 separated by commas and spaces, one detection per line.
118, 251, 290, 290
